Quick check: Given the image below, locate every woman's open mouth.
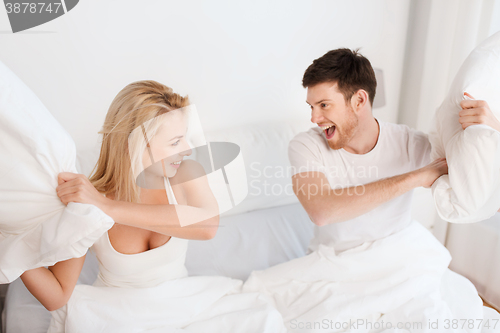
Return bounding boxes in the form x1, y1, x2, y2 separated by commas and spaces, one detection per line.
171, 160, 182, 169
321, 124, 336, 140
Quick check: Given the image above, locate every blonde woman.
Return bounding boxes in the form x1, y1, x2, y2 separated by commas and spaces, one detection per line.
21, 80, 286, 333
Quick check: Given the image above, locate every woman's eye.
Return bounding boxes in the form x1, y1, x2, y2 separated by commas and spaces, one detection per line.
172, 140, 180, 146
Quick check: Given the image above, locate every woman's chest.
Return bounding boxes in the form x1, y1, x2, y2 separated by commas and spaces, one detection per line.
108, 185, 187, 254
107, 225, 170, 254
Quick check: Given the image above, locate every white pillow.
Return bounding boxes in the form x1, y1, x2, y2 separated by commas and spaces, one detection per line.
204, 121, 312, 217
429, 31, 500, 223
0, 60, 114, 283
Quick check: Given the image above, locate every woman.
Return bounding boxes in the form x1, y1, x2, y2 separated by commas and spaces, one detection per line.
21, 80, 286, 332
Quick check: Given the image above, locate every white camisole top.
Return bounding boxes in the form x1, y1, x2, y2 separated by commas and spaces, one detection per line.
91, 177, 189, 288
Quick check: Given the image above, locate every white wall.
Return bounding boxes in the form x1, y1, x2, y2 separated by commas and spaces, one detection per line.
0, 0, 410, 151
398, 0, 500, 132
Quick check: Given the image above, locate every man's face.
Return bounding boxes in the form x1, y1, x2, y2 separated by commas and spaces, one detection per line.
306, 82, 359, 150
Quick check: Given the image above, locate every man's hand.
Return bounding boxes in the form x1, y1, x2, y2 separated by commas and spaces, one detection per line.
413, 158, 448, 188
459, 92, 500, 131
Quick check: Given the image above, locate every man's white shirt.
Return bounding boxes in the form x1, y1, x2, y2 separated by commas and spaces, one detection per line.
288, 120, 431, 253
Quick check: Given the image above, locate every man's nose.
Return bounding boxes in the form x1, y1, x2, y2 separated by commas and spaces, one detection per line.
310, 108, 323, 124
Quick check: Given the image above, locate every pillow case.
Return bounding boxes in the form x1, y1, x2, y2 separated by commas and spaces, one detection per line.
429, 31, 500, 223
204, 121, 312, 217
0, 60, 114, 283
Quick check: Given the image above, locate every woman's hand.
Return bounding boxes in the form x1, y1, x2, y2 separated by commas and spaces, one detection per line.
56, 172, 109, 211
459, 92, 500, 132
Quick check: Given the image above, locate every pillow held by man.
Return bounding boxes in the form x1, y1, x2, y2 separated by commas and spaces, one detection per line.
429, 31, 500, 223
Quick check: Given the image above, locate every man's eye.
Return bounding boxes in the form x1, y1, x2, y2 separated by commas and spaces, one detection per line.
321, 103, 327, 108
172, 140, 180, 146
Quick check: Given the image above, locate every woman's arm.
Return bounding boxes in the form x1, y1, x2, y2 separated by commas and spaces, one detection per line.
104, 170, 219, 240
20, 255, 86, 311
57, 161, 219, 240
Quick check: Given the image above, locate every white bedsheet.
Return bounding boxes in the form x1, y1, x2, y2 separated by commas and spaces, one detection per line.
4, 203, 498, 332
242, 221, 500, 332
3, 203, 313, 333
47, 276, 286, 333
186, 203, 314, 280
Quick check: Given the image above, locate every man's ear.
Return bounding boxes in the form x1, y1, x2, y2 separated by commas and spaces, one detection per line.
352, 89, 368, 111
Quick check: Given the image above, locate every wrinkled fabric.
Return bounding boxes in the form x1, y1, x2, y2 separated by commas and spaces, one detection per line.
0, 60, 113, 283
429, 31, 500, 223
243, 221, 500, 333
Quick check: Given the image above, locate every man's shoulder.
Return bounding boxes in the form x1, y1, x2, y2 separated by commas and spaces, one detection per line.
288, 127, 330, 171
290, 127, 326, 147
381, 121, 428, 141
288, 127, 332, 165
381, 120, 410, 134
381, 121, 431, 165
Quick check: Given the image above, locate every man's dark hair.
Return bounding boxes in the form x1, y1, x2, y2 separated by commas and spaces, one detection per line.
302, 48, 377, 106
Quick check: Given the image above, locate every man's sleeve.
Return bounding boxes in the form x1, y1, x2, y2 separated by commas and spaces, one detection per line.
408, 128, 431, 170
288, 133, 326, 176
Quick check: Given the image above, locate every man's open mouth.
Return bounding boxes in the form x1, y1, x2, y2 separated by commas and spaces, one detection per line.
321, 124, 336, 139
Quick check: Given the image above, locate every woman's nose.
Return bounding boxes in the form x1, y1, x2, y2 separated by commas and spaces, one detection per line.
180, 141, 192, 157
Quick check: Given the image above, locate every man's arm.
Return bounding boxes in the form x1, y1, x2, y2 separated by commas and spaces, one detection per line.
292, 158, 448, 226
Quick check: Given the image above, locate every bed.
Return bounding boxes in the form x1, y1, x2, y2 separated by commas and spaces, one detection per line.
2, 120, 498, 333
2, 120, 314, 333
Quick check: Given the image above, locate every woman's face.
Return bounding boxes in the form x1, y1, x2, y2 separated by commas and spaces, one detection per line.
142, 110, 192, 179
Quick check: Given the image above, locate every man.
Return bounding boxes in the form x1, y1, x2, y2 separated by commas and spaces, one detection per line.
289, 48, 447, 253
243, 48, 500, 332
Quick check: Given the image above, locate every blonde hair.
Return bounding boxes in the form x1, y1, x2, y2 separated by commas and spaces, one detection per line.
88, 80, 190, 203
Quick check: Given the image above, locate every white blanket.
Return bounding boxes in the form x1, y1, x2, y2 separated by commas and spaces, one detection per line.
48, 275, 287, 333
242, 221, 500, 332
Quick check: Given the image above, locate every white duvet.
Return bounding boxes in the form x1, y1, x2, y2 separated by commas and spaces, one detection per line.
0, 60, 114, 283
242, 221, 500, 333
428, 31, 500, 223
47, 275, 286, 333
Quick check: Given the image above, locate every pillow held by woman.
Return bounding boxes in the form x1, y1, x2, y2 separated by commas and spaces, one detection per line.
0, 60, 114, 283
